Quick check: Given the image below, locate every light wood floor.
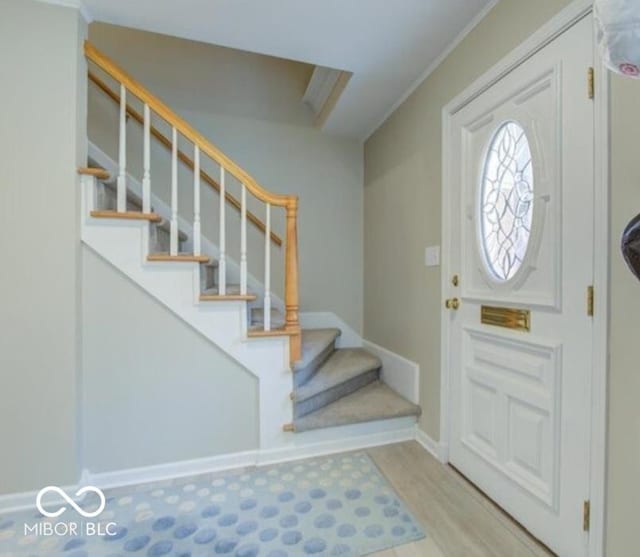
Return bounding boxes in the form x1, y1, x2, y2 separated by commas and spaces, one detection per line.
365, 442, 554, 557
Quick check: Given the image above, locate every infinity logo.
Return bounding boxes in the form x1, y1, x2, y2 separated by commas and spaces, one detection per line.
36, 486, 106, 518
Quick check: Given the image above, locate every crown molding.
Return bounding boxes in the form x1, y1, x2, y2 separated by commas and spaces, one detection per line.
364, 0, 500, 141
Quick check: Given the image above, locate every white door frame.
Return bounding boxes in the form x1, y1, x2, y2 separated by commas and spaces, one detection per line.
440, 1, 609, 555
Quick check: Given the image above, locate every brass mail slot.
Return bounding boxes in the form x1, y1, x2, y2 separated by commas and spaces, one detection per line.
481, 305, 531, 332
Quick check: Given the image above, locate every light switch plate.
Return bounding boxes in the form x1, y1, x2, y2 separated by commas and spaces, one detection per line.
425, 246, 440, 267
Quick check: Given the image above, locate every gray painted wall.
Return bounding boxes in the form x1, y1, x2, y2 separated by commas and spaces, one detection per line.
606, 72, 640, 557
364, 0, 638, 552
0, 0, 86, 495
364, 0, 573, 439
87, 24, 365, 333
81, 248, 259, 473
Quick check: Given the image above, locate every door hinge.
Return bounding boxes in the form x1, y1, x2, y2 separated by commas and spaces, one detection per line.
583, 500, 591, 531
588, 67, 595, 99
587, 285, 594, 317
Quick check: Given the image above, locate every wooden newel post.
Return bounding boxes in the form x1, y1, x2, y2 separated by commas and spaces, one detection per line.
285, 196, 302, 364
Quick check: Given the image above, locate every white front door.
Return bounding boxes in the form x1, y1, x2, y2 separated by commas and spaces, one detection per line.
445, 14, 594, 556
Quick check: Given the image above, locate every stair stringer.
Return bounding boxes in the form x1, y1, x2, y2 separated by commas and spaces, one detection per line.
80, 175, 292, 451
87, 141, 286, 316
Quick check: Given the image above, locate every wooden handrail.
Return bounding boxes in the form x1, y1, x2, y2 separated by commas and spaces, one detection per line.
85, 41, 301, 363
88, 70, 282, 247
85, 42, 295, 208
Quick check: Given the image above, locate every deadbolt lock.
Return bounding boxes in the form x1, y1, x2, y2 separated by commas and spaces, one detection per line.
452, 274, 459, 287
445, 298, 460, 310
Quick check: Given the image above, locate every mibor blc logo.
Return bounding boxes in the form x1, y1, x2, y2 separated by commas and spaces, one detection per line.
24, 485, 117, 537
36, 486, 106, 518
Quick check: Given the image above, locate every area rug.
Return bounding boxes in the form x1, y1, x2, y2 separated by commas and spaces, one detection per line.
0, 452, 425, 556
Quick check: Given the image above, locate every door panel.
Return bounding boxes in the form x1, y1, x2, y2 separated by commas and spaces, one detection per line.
460, 65, 562, 309
446, 15, 594, 556
462, 328, 561, 509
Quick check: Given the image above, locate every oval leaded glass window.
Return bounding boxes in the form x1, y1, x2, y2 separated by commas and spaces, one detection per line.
480, 121, 534, 282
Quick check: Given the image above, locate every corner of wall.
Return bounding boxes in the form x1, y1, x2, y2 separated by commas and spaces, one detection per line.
75, 0, 89, 487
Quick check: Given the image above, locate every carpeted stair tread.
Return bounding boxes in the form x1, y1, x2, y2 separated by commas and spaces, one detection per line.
153, 219, 189, 242
294, 329, 341, 371
295, 348, 381, 403
292, 381, 421, 432
200, 261, 219, 269
150, 221, 188, 253
200, 261, 219, 292
99, 180, 146, 212
292, 347, 382, 419
96, 179, 189, 243
251, 308, 286, 329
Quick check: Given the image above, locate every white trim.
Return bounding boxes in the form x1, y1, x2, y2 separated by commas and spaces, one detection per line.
415, 428, 448, 463
256, 422, 416, 467
0, 420, 419, 512
365, 0, 500, 140
588, 43, 610, 557
444, 0, 593, 114
82, 422, 416, 493
34, 0, 92, 22
363, 340, 420, 404
0, 481, 81, 514
440, 62, 454, 466
440, 2, 607, 556
0, 423, 440, 514
85, 451, 257, 492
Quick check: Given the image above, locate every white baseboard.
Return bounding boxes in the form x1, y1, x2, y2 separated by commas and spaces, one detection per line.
363, 340, 420, 404
415, 427, 448, 463
257, 421, 416, 467
1, 424, 445, 513
86, 450, 258, 491
85, 419, 416, 493
0, 480, 81, 514
0, 488, 42, 514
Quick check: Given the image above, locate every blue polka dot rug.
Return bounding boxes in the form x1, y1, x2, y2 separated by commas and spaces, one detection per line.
0, 452, 425, 556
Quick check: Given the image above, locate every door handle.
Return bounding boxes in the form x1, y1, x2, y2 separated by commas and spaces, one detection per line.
445, 298, 460, 310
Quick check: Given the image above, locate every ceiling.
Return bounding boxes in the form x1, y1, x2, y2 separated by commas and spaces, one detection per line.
80, 0, 496, 139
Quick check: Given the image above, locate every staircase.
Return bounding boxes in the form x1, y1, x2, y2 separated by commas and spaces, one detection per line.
81, 41, 420, 451
290, 329, 420, 432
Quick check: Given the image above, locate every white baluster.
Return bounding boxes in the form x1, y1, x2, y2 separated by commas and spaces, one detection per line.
142, 103, 151, 214
117, 84, 127, 212
218, 167, 227, 296
264, 203, 271, 331
170, 126, 178, 256
193, 145, 201, 256
240, 184, 247, 295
